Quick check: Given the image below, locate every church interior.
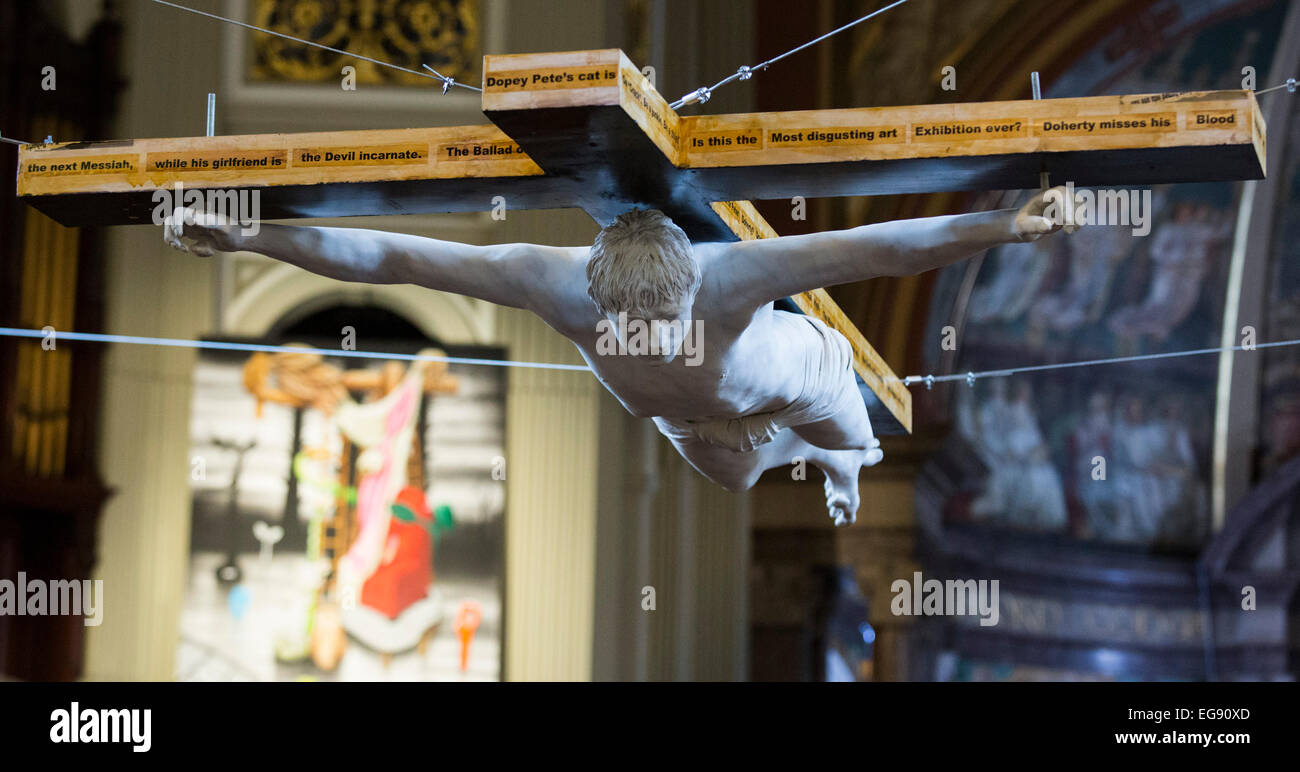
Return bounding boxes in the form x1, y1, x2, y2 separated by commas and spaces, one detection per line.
1, 0, 1299, 683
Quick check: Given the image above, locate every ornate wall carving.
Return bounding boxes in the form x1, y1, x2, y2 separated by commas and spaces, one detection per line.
248, 0, 480, 86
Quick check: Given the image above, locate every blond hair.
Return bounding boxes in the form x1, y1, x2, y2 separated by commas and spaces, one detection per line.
586, 209, 699, 316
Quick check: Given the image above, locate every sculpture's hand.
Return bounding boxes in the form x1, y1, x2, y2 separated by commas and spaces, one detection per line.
1013, 185, 1084, 242
162, 206, 239, 257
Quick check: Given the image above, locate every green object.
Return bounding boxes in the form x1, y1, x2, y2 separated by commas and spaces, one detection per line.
390, 502, 425, 526
306, 512, 321, 561
434, 504, 455, 532
292, 451, 356, 505
388, 501, 455, 543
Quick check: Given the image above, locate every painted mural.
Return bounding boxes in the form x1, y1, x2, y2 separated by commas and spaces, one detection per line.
922, 0, 1289, 551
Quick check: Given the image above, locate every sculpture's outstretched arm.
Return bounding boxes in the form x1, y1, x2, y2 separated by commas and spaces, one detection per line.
713, 186, 1079, 309
162, 206, 582, 312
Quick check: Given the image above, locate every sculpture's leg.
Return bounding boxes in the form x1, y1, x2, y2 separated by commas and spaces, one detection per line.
653, 418, 875, 526
790, 378, 882, 456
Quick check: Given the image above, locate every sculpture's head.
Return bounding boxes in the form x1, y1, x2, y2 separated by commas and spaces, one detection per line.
587, 209, 699, 363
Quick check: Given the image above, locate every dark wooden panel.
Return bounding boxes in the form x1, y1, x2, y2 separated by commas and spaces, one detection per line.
484, 103, 738, 242
687, 144, 1266, 203
21, 175, 586, 228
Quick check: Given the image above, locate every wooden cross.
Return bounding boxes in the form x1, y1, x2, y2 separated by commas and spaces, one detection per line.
15, 48, 1267, 435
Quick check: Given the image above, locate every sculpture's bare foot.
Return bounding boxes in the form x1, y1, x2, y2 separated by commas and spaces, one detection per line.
865, 437, 884, 467
823, 473, 855, 526
821, 440, 882, 526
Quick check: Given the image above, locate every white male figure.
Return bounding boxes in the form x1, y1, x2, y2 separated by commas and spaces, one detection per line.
165, 188, 1079, 525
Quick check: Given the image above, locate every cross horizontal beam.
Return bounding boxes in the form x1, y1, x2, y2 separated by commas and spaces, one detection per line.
14, 48, 1269, 435
16, 125, 556, 226
681, 89, 1266, 198
17, 52, 1264, 230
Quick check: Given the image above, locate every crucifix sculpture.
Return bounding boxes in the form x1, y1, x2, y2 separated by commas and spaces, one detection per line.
15, 48, 1265, 525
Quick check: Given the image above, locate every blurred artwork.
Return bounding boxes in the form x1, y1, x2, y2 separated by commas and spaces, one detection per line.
967, 238, 1057, 326
1027, 224, 1131, 336
1107, 204, 1233, 344
1106, 394, 1206, 544
943, 316, 1216, 549
957, 379, 1067, 531
179, 343, 505, 681
920, 0, 1287, 550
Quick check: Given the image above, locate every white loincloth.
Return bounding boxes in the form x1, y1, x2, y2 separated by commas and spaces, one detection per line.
653, 314, 860, 453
